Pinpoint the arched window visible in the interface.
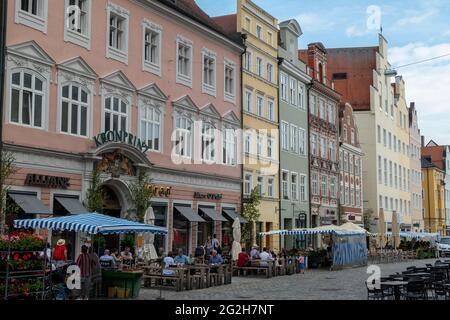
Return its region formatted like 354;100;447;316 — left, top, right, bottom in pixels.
61;83;89;136
10;70;45;128
140;105;161;152
174;116;192;158
104;96;128;132
201;122;215;162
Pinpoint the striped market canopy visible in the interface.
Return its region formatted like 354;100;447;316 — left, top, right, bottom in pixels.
258;227;366;237
14;212;168;235
369;231;440;239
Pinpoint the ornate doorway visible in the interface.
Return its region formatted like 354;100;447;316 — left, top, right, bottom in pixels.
101;185;122;251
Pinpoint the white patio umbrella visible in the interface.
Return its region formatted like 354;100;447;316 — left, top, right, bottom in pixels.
143;207;158;261
377;208;387;249
391;211;401;249
231;217;242;261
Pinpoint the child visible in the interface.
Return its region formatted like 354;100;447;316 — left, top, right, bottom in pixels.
298;255;306;274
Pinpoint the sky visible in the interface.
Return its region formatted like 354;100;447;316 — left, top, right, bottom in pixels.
196;0;450;145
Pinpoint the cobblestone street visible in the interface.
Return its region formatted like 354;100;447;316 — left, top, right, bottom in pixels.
138;259;436;300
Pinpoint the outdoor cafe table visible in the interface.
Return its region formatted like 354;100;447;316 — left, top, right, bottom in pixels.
381;281;408;300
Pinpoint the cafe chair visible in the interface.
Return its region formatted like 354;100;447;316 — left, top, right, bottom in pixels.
401;280;427;300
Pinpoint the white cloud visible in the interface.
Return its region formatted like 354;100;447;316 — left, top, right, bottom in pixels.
395;9;437;27
345;25;374;38
389;42;450;144
295;13;335;32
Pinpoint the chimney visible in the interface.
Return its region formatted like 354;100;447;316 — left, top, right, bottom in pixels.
421;135;425;147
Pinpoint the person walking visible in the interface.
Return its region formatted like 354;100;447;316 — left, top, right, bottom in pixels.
88;247;101;298
211;234;221;254
76;245;92;300
53;239;68;268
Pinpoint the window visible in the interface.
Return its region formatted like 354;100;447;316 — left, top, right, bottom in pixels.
355;158;360;176
256;25;262;39
385;197;388;210
399;165;402;190
244;132;251;153
107;4;129;64
408;170;410;192
394;164;398;189
393;135;397;152
65;0;91;48
312;172;319;195
257;176;264;196
281;122;289;151
104;96;128;132
379;195;383;209
16;0;48;32
388;132;392;149
341;181;345;204
350;188;355;206
267;177;274;198
290;125;298;153
60;84;89;137
256;95;264;117
256;134;263;157
377;125;381;144
378;156;382;184
202;50;216;95
311;133;318;156
329;141;336;162
403;167;406;191
390;198;393;211
356;190;360;207
174;116;192;158
298;83;305;110
142;21;162;75
280;73;288;101
291;173;298;201
223;129;236;166
345;186;350;205
224;60;236;102
282;171;289;200
9;70;45;128
244;173;252;195
176;37;193;86
328;104;335;124
244;51;252;71
321;175;328;197
344;153;348;172
350;129;355;145
267;64;273;83
384;158;388;186
343;126;347;143
310;95;317;116
267;99;274;121
300;175;307;202
267;32;273;46
383;129;387;147
389;161;393;187
320;137;327;159
299;128;306;156
349;155;354;174
330;176;337;198
319;99;326;120
267;137;273;159
244;90;252;112
256;57;263;77
290;78;297;106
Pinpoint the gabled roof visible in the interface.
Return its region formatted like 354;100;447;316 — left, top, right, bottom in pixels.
172;95;199;113
7;40;54;66
279;19;302;37
222;110;240;126
200;103;221;120
426;140;439;147
100;70;135;92
138;83;168;102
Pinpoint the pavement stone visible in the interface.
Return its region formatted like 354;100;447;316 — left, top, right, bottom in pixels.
137;259;438;300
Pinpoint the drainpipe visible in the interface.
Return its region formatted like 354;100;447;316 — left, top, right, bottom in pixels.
0;0;8;234
306;82;313;229
277;57;283;250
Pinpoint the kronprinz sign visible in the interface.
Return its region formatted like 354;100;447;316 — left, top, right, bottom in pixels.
94;130;150;153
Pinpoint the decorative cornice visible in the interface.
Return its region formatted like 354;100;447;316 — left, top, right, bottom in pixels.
108;1;130;17
142;18;163;31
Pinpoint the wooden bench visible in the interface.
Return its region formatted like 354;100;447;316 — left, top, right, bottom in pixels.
142;266;186;292
232;260;273;278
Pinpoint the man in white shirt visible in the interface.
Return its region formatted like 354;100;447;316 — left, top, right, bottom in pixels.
259;248;273;267
162;252;176;275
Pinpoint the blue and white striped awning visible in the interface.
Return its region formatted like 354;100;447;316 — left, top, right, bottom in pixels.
258;228;366;237
14;212;168;235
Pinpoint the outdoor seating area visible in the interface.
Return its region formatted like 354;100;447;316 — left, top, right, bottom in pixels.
366;260;450;300
367;249;418;264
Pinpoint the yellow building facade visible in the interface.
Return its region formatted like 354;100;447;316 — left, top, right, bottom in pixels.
238;0;280;250
422;157;446;234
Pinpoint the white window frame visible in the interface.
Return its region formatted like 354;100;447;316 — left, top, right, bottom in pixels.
244;16;251;32
267;98;274;121
321;175;328;198
298;83;305;110
244;172;253;196
256;24;263;39
330;176;337;198
290;124;298;154
267;31;273;46
256;57;263;77
281;121;289;151
267;137;274;159
244;89;252;113
280;72;288;101
282;170;290;200
267;177;274;198
102;94;130;132
267;63;273;83
300;174;307;202
291;172;299;201
174;115;193;159
139;103;163;153
257;175;265;196
58;82;91;138
289;78;297;106
224;58;236;103
311;133;318;156
299;128;307;157
223;128;236;166
256;94;264;117
106;2;129;65
142;19;163;76
176;35;193;87
201;48;217;97
64;0;91;49
201;122;216;163
8;69;47;130
244;50;252;72
312;172;319;196
15;0;48;33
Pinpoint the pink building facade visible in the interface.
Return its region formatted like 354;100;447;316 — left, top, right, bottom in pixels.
2;0;244;256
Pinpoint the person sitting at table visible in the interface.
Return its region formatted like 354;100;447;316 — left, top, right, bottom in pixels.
120;247;133;266
100;249;116;268
250;246;260;259
162;252;176;276
237;248;250;268
110;248;121;265
174;249;189;265
209;250;223;273
259;248;273;267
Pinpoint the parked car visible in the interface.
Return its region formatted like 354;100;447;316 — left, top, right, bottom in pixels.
436;237;450;257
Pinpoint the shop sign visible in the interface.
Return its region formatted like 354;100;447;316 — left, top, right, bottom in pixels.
146;184;172;197
194;192;223;200
93;130;150;153
25;174;71;189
